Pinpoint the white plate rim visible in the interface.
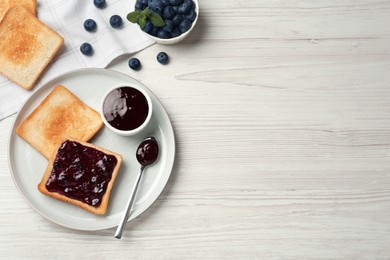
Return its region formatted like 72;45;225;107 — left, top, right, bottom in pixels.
7;68;175;231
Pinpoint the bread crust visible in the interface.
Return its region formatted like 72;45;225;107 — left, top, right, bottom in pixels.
16;85;104;159
0;4;63;90
37;139;123;215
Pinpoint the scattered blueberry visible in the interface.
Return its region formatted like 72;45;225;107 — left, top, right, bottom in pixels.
157;52;169;64
169;0;183;6
110;15;123;28
178;19;192;33
93;0;106;9
162;0;170;5
80;43;93;56
84;19;97;32
128;58;141;70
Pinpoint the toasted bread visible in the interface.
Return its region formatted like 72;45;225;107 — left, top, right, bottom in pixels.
0;0;37;21
16;85;104;159
38;139;123;215
0;5;63;90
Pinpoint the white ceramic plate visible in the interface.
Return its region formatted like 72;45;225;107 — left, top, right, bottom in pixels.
8;68;175;231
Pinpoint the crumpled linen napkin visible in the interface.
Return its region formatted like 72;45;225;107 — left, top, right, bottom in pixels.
0;0;154;120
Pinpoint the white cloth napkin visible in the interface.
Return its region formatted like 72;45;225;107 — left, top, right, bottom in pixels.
0;0;154;120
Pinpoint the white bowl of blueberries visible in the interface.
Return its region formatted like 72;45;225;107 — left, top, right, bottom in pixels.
129;0;199;44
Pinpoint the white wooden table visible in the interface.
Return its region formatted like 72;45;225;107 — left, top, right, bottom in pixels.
1;0;390;258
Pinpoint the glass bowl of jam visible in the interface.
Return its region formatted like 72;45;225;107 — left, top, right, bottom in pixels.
101;84;152;136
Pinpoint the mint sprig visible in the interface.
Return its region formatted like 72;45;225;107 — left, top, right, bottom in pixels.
127;7;165;29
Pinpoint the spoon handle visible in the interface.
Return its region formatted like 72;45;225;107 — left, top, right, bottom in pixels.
114;166;145;239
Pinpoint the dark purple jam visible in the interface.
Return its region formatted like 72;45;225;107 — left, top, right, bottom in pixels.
136;138;159;166
103;86;149;131
46;140;118;207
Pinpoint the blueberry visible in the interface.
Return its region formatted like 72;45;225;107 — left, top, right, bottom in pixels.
80;43;93;56
148;0;165;15
163;6;175;19
185;9;197;22
93;0;106;9
170;28;181;38
178;2;191;14
110;15;123;28
136;0;149;10
84;19;97;32
179;19;192;33
185;0;194;8
172;14;183;25
172;6;178;13
162;0;170;5
162;20;174;32
169;0;183;6
149;26;159;36
157;52;169;64
157;30;170;39
142;21;153;33
128;58;141;70
135;2;145;10
147;0;155;7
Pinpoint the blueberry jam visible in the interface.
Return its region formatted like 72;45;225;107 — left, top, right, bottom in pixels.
136;138;159;166
103;87;149;131
46;140;118;207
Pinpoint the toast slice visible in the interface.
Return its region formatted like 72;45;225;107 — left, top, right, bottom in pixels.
0;0;37;21
0;5;63;90
38;139;123;215
16;85;104;159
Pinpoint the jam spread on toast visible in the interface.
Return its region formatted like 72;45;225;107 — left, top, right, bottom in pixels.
46;140;118;207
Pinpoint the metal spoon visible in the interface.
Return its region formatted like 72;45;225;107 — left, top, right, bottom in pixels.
114;137;159;239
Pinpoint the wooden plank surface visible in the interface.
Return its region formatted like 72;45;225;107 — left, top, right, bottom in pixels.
1;0;390;258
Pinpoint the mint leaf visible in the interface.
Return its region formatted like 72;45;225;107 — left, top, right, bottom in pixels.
127;11;141;23
127;7;165;29
148;12;165;27
139;16;147;29
141;6;151;16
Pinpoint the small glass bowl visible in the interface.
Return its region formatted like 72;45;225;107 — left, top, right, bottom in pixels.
100;83;152;136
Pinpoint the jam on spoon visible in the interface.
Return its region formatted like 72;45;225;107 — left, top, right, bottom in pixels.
136;137;159;166
114;137;159;239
